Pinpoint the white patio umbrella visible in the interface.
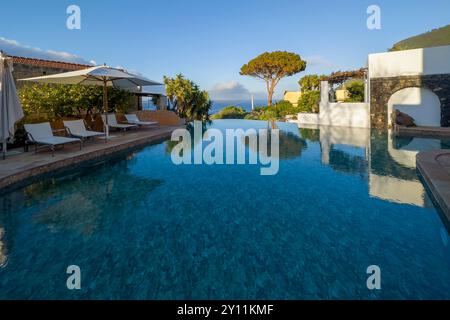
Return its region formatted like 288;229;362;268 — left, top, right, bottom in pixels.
19;65;162;137
0;52;24;160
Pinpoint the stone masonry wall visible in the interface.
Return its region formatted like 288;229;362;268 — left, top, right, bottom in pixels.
370;74;450;128
12;63;84;89
12;62;139;111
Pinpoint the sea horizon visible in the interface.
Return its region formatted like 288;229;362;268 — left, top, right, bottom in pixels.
142;98;277;114
210;99;280;114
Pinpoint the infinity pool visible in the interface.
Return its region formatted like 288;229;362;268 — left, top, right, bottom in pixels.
0;120;449;299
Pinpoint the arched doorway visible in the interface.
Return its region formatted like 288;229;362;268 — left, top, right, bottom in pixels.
369;74;450;128
387;87;441;127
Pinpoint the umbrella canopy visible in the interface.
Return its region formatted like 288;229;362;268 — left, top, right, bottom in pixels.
19;65;161;88
0;52;24;159
19;65;162;137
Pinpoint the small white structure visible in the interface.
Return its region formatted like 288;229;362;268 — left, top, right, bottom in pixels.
297;81;370;128
368;45;450;78
367;45;450;127
294;45;450;129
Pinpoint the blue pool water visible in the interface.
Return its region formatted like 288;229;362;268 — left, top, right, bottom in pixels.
0;120;450;299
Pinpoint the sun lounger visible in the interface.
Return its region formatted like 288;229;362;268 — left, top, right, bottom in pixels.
101;114;137;131
24;122;82;156
64;119;106;144
125;114;158;126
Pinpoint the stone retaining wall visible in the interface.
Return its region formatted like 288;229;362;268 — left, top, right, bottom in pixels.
370;74;450;128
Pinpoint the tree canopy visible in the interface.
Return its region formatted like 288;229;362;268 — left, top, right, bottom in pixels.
18;83;132;120
326;69;366;86
240;51;306;106
298;74;327;92
163;74;212;121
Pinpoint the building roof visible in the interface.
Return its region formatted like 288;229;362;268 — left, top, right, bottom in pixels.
11;55;91;71
10;55;166;96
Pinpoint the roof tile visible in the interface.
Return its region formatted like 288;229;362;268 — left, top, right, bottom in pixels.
11;55;91;71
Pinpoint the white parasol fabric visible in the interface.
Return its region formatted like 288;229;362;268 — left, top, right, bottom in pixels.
0;52;24;159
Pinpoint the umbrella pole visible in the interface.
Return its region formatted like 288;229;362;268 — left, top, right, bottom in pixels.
103;79;109;139
2;140;6;160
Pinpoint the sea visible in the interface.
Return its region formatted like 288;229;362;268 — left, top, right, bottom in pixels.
210;99;270;114
142;99;271;115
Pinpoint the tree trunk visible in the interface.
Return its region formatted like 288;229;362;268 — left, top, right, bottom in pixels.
267;90;273;106
266;78;279;107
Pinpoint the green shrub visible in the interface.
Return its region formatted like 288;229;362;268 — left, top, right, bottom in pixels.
211;106;248;119
297;90;320;113
244;101;297;120
271;100;297;117
299;127;320;142
18;83;133;120
164;74;212;121
344;80;365;102
298;74;326;91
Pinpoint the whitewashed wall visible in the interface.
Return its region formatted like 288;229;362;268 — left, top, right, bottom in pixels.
368;45;450;78
319;102;370;128
297;113;319;125
297;82;370;128
387;87;441;126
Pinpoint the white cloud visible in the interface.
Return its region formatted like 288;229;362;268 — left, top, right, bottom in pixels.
0;36;94;65
209;81;251;100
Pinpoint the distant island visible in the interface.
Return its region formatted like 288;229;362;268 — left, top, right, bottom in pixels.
390;24;450;51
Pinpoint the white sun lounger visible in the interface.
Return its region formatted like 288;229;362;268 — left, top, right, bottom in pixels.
24;122;82;156
64;119;106;144
125;114;158;126
102;114;137;131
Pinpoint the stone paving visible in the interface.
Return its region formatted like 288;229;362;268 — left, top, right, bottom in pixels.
417;149;450;222
0;125;181;190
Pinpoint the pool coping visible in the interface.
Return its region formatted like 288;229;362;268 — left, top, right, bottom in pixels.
0;125;182;192
395;125;450;138
416;149;450;222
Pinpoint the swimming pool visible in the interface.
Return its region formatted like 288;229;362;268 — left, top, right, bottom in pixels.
0;120;449;299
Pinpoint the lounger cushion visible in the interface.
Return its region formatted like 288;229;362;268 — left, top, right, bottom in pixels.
110;124;137;129
32;136;80;146
24;123;54;140
102;114;137;129
64;120;105;138
71;131;105;138
129;120;158;126
102;114;119;125
125;114;157;126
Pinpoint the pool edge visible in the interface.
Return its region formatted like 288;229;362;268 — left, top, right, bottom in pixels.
416;149;450;224
0;126;181;193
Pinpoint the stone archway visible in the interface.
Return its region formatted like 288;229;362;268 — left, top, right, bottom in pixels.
387;87;441;127
370;74;450;128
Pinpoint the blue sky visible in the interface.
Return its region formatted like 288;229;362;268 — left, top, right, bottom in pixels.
1;0;449;100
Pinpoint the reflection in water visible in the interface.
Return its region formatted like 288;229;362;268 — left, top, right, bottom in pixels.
0;120;450;299
0;227;6;267
278;132;307;159
0;191;25;268
297;124;449;209
165;121;308;161
369;174;427;207
244;131;307;160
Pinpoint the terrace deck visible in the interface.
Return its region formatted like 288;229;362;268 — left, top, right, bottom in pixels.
417;149;450;224
0;125;182;191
